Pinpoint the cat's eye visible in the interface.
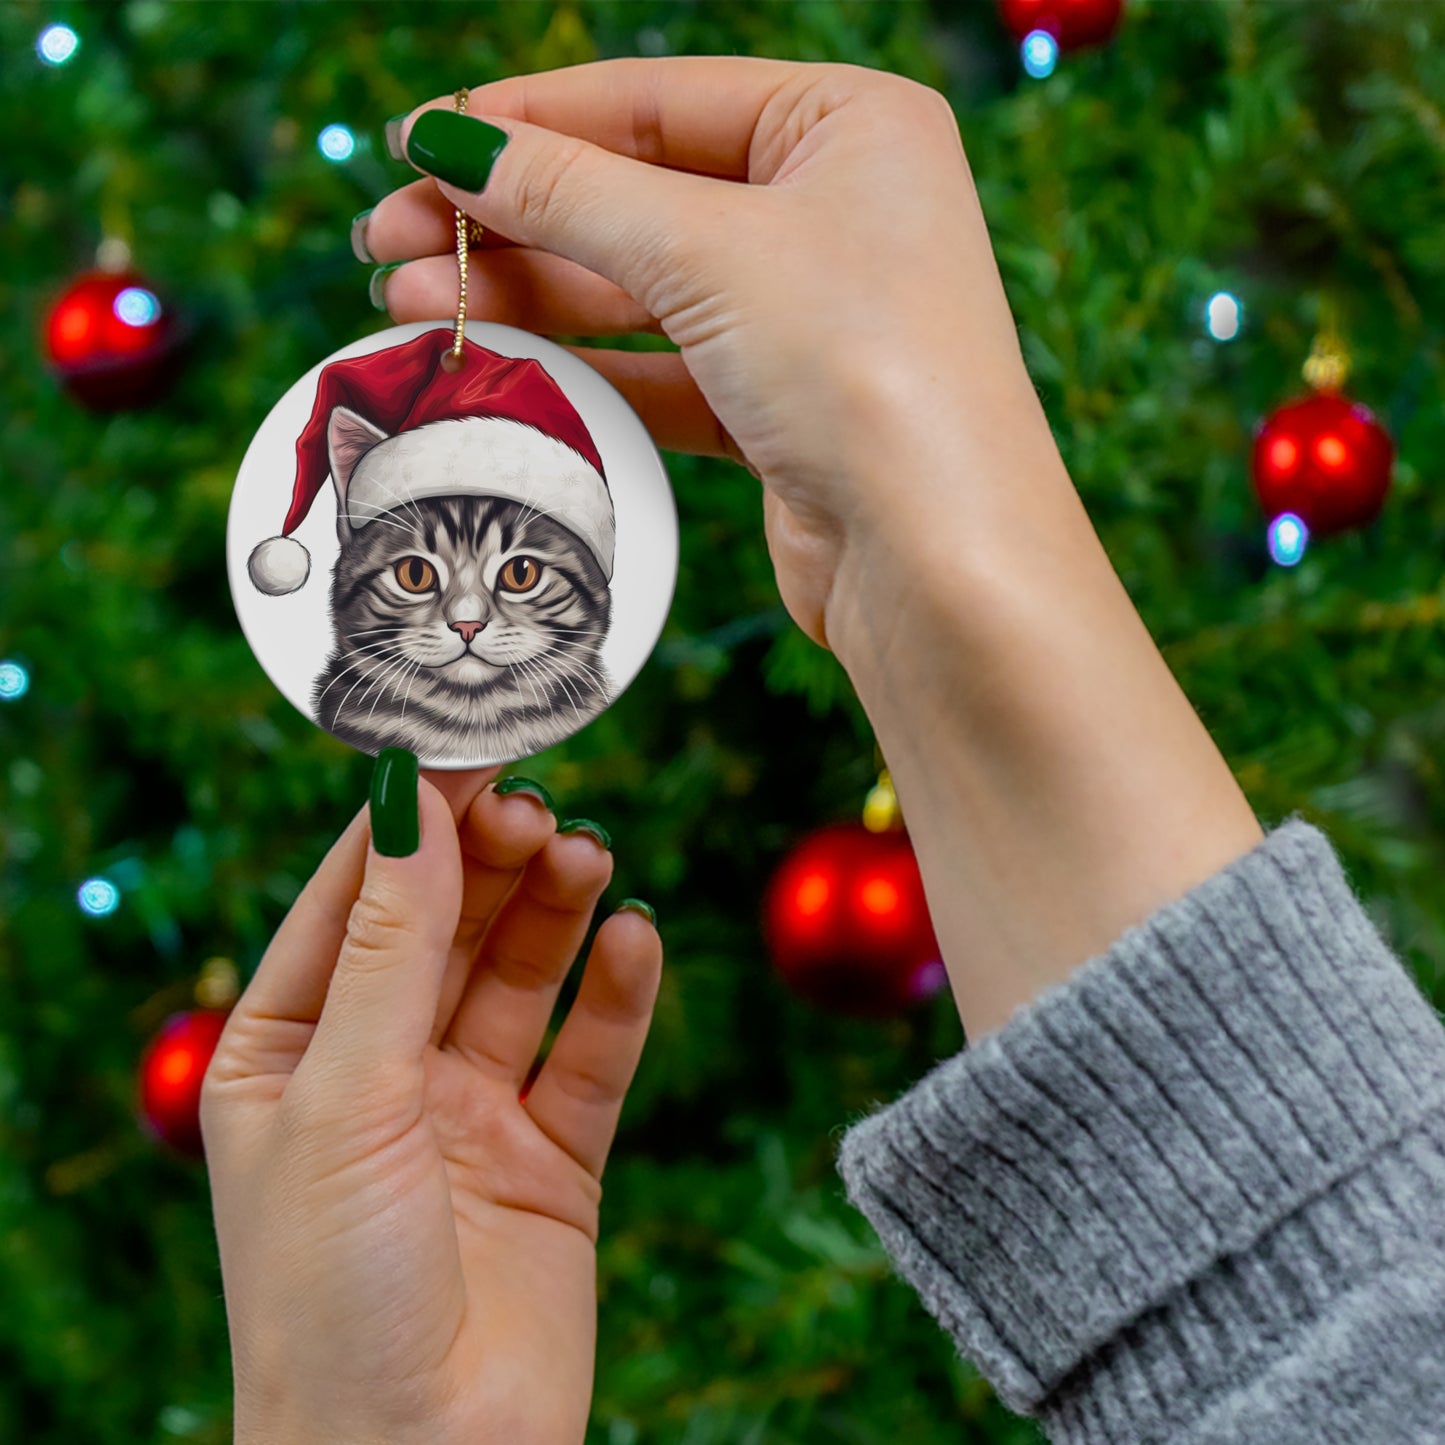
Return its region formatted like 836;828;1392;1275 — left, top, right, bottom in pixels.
394;556;437;593
498;556;541;594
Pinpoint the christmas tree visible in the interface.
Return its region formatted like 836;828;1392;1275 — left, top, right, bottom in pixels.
3;3;1443;1442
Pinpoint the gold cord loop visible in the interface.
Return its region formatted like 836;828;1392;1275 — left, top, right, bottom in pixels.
441;87;478;372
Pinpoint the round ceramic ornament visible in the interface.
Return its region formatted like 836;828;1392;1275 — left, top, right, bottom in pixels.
227;319;677;768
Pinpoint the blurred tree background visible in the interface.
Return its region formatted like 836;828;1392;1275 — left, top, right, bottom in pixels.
2;1;1444;1442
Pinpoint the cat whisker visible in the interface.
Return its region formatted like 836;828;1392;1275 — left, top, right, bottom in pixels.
533;654;587;722
341;641;413;664
539;643;612;695
319;647;408;712
332;650;406;719
398;658;423;727
508;481;548;536
360;475;429;533
516;654;571;721
344;508;421;538
509;494;574;543
506;659;547;717
360;652;416;724
312;647;405;708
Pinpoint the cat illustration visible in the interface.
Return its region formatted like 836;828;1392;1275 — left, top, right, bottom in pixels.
244;332;619;764
313;489;612;761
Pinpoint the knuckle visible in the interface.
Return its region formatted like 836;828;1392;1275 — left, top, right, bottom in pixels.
487;940;560;992
892;74;959;130
341;893;412;968
512;135;590;232
551;1058;619;1110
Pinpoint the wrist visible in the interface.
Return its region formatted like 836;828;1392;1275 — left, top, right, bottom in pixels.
824;372;1078;676
823;413;1262;1039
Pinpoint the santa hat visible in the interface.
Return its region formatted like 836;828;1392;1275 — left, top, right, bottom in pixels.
247;330;614;595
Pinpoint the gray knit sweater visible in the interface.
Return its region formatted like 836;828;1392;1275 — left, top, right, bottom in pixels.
835;818;1445;1443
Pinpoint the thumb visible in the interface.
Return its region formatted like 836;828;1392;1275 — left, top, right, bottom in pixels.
303;751;463;1089
398;106;740;314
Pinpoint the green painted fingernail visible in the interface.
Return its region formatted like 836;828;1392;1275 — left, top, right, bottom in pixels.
370;748;419;857
494;775;555;812
350;208;375;264
559;818;612;851
617;898;656;926
384;113;408;161
405;110;510;192
368;261;403;311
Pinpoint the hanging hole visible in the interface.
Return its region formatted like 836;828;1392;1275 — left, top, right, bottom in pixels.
440;349;466;374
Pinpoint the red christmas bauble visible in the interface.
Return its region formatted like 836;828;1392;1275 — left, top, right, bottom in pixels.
998;0;1124;49
137;1009;230;1157
44;270;182;410
763;822;945;1017
1251;391;1394;537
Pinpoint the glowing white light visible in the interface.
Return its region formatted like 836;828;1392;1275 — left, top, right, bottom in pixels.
114;287;161;327
0;660;29;701
38;24;79;66
318;124;356;162
78;878;121;917
1206;291;1243;342
1022;30;1059;79
1267;512;1309;567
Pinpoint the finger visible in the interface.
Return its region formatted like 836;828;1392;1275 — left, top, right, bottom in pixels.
301;778;464;1085
420;56;808;180
440;828;614;1084
361;177;522;262
399;107;751;307
209;804;371;1074
420;765;504;825
558;346;744;463
523;908;663;1180
379;248;662;336
429;782;558;1049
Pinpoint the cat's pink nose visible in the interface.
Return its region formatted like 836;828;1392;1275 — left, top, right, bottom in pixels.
450;620;486;643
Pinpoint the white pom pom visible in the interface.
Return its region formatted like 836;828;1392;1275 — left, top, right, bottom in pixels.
248;536;310;595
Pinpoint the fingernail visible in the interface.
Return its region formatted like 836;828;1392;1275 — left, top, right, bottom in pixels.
617;898;656;926
558;818;612;851
405;110;510;192
494;775;555;812
368;261;403;311
370;748;419;857
384;113;409;162
350;208;375;264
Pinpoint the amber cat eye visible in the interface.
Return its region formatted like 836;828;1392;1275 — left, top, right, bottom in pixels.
394;556;437;593
498;556;541;593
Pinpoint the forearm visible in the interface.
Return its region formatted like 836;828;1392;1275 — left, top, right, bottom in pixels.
826;380;1262;1040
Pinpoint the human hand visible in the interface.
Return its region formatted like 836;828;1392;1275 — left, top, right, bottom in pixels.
360;59;1260;1046
201;760;662;1445
360;57;1059;658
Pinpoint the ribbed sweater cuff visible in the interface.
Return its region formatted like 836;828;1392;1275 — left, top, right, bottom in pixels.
835;818;1445;1431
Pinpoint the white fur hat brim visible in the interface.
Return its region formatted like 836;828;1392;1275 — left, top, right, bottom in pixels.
345;417;615;580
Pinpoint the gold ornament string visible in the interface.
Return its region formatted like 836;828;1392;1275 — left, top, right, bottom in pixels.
441;87;481;372
1302;293;1350;393
863;767;902;833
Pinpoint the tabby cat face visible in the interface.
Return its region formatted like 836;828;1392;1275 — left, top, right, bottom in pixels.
331;494;611;690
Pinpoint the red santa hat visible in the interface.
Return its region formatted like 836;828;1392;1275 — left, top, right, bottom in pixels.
247;330;614;595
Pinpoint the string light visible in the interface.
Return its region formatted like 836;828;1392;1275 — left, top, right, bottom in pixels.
1022;30;1060;78
317;124;356;162
1205;291;1242;341
113;287;162;328
37;24;79;66
1267;512;1309;568
0;660;29;701
77;878;121;917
